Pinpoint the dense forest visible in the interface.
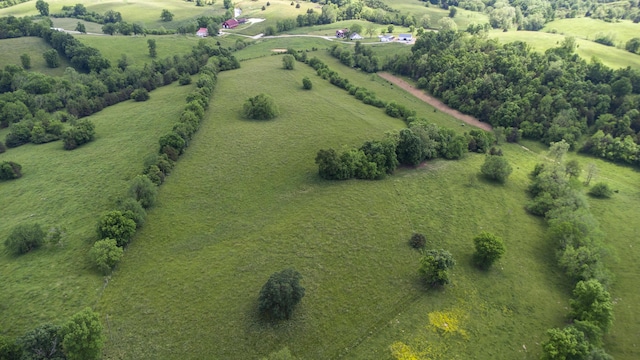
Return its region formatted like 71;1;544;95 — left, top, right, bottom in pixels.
386;30;640;165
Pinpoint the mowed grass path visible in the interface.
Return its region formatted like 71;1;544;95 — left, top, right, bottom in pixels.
96;55;569;359
490;30;640;69
0;82;193;337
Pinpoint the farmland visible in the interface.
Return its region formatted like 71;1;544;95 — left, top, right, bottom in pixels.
1;0;640;359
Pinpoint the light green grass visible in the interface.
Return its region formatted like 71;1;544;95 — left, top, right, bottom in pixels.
392;2;490;30
50;17;104;33
95;54;571;359
0;37;71;76
0;0;224;29
543;17;640;48
0;82;194;338
489;30;640;69
77;34;215;68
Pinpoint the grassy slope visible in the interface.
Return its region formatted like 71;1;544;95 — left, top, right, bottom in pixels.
543;17;640;47
0;0;224;29
0;82;193;337
0;37;71;76
231;0;318;36
490;30;640;70
96;54;570;359
392;2;490;30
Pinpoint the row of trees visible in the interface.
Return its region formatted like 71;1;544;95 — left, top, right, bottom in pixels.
0;307;104;360
329;42;382;74
386;30;640;166
524;141;615;358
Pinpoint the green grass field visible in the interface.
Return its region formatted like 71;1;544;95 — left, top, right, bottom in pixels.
543;17;640;48
392;2;490;30
0;82;194;338
0;37;71;76
489;30;640;69
94;54;574;359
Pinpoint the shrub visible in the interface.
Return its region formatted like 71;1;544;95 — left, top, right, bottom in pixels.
159;132;186;155
258;269;305;320
588;182;613;198
282;54;295;70
97;211;136;247
0;161;22;180
481;155;512;183
116;197;147;228
62;119;95;150
43;49;60;68
409;233;426;249
541;326;590;360
569;279;614;333
131;88;150;102
90;239;124;274
4;223;46;255
302;77;312;90
472;232;505;269
178;74;192;85
243;93;279;120
0;141;5;153
0;335;21;360
419;249;456;287
128;175;158;209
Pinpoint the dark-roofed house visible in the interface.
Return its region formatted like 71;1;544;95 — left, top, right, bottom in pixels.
222;19;239;29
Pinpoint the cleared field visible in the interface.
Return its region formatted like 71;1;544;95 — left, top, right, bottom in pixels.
543;17;640;47
0;0;224;29
0;82;194;338
95;54;571;359
231;0;319;36
0;37;71;76
490;30;640;69
392;2;490;30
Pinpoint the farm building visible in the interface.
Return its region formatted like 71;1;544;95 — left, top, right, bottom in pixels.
196;28;208;37
350;33;363;40
222;19;239;29
399;33;413;41
379;35;394;42
335;28;349;38
237;18;247;24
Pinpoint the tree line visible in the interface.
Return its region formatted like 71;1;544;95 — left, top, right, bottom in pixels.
386;30;640;166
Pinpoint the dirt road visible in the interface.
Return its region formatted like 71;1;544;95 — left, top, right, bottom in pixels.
377;72;493;132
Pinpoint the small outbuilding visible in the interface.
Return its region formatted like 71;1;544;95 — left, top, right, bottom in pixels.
350;32;363;40
222;19;239;29
196;28;208;37
379;35;395;42
335;28;349;38
399;33;413;42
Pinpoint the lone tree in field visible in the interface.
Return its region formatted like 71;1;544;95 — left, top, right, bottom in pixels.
282;54;295;70
75;22;86;34
20;53;31;69
61;308;104;360
472;232;505;269
258;269;305;320
302;77;312;90
5;223;46;255
243;93;279;120
35;0;49;16
43;49;60;68
481;155;512;183
160;9;174;22
419;249;456;287
147;39;157;58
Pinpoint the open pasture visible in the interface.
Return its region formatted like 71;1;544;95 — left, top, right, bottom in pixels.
490;30;640;69
0;36;71;76
0;82;193;337
392;1;490;30
95;54;574;359
543;17;640;47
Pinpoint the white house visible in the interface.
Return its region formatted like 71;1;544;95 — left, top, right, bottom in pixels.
399;33;412;42
379;35;394;42
350;32;363;40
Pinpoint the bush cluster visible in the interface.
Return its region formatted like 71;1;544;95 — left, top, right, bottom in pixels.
329;42;381;73
258;269;305;320
0;160;22;180
62;118;96;150
419;249;456;287
4;223;46;255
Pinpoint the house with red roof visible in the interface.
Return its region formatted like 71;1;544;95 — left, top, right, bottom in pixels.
196;28;208;37
222;19;239;29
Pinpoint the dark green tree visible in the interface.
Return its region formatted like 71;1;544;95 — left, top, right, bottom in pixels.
101;23;117;36
20;54;31;69
541;326;590;360
396;128;424;166
131;88;150;101
0;335;21;360
302;77;312;90
42;49;60;68
565;159;581;178
243;93;279;120
160;9;174;22
61;308;104;360
588;182;613;198
473;232;506;269
17;323;64;360
409;233;426;249
128;175;158;209
480;155;513;183
419;249;456;287
147;39;157;58
97;211;136;247
75;22;86;34
625;38;640;54
0;161;22;181
62;119;95;150
35;0;49;16
4;223;46;255
258;269;305;320
448;7;457;18
224;0;233;9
